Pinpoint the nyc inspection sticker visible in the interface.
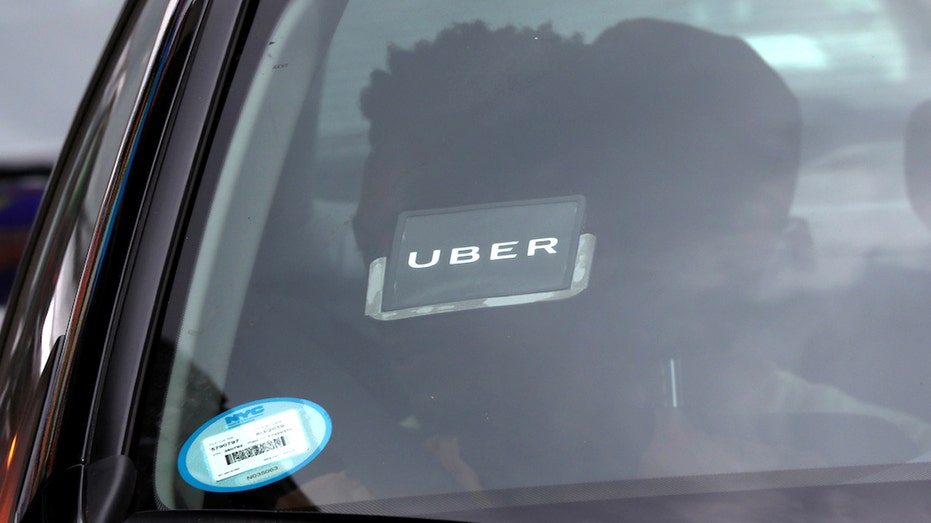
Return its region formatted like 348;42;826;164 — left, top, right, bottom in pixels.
178;398;332;492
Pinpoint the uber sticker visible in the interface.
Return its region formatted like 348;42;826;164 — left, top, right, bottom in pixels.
366;196;595;320
178;398;331;492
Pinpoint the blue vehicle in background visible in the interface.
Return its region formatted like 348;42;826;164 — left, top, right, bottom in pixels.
0;171;43;303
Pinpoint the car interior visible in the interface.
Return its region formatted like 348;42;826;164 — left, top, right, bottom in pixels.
134;0;931;515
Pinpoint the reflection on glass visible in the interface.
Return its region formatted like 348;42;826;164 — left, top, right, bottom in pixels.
143;1;931;517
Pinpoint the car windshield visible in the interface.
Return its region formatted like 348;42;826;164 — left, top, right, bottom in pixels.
134;0;931;518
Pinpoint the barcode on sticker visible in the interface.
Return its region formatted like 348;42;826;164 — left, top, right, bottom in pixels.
225;436;287;465
202;409;311;481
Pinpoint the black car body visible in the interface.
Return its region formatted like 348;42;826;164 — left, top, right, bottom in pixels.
4;1;931;521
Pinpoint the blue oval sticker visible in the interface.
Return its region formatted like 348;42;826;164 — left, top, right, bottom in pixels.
178;398;332;492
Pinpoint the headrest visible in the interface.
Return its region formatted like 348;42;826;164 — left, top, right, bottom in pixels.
905;100;931;231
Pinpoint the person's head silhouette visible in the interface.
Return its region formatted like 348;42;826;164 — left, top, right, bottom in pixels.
355;19;800;304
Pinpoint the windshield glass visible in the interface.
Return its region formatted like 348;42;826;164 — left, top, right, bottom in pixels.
134;0;931;518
